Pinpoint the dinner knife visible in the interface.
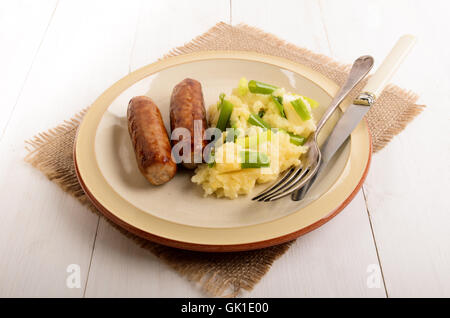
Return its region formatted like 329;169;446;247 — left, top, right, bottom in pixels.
292;34;417;201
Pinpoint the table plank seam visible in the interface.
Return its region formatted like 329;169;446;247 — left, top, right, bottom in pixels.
362;186;389;297
128;0;142;74
83;215;101;297
84;3;142;294
229;0;233;24
317;0;334;56
318;1;386;296
0;0;59;143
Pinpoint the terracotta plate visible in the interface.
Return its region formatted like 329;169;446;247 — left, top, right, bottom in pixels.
74;51;371;252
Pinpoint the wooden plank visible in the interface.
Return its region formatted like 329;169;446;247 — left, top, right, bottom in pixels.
0;0;141;297
0;0;58;137
320;0;450;297
129;0;231;72
84;0;230;297
85;218;205;297
250;192;385;297
232;0;331;55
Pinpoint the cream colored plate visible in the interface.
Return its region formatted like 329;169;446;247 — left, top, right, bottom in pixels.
74;51;371;252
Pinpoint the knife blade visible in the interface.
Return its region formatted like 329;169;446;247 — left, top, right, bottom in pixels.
291;34;416;201
291;98;372;201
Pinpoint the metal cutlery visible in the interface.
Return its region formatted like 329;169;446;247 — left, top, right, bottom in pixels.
292;34;417;201
252;55;374;201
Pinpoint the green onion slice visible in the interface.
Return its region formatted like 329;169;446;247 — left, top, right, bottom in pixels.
271;95;286;118
247;113;271;129
216;98;234;131
248;80;278;95
290;98;312;121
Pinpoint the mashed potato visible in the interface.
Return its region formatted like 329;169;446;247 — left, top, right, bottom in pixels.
192;78;317;199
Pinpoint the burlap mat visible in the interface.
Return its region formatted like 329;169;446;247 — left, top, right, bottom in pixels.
24;22;424;297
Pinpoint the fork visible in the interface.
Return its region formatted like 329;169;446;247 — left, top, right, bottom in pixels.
252;55;374;202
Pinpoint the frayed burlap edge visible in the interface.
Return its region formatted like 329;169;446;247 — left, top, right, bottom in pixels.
24;22;425;297
368;84;425;152
164;22;352;73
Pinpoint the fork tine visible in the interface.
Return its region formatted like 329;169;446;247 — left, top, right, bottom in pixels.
251;166;298;201
259;166;310;201
255;167;304;201
264;165;319;201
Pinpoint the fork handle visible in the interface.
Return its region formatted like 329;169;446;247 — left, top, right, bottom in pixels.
315;55;374;134
362;35;416;99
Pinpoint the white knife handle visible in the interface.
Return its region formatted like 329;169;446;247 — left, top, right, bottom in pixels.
363;35;416;99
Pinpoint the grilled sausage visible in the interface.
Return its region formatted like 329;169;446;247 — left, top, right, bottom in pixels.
170;78;207;169
127;96;176;185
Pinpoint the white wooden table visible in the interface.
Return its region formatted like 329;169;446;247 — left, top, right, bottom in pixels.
1;0;449;298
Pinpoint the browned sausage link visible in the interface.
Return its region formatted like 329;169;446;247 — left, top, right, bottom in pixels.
127;96;176;185
170;78;207;169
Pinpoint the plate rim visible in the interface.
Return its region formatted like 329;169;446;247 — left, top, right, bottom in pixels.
74;50;372;252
